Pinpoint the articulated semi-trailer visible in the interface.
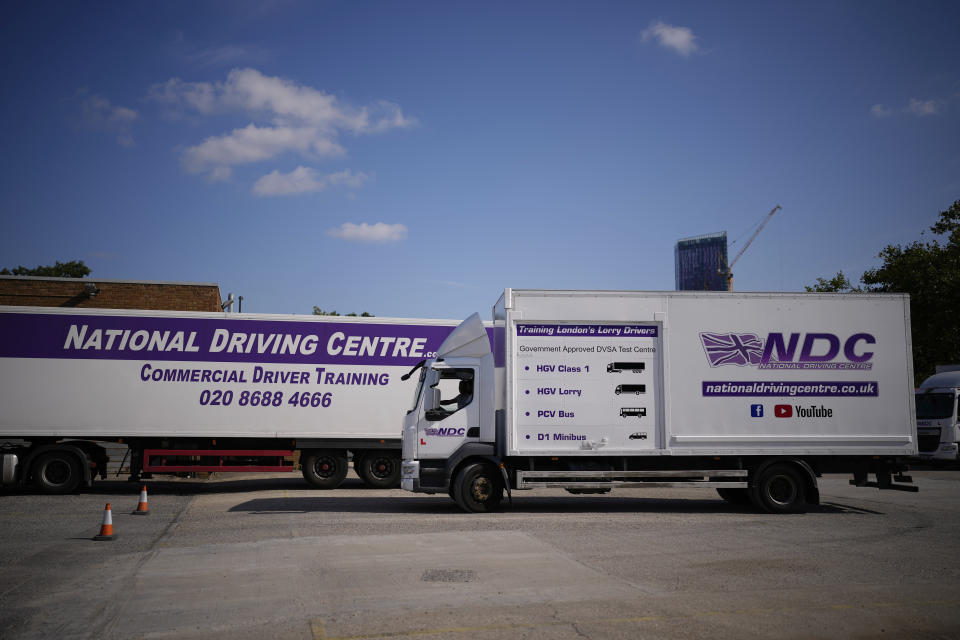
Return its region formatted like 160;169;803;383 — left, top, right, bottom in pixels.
401;289;919;513
0;306;468;492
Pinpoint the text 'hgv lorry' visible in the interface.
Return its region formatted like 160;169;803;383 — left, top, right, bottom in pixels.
915;365;960;461
401;290;919;513
0;306;470;492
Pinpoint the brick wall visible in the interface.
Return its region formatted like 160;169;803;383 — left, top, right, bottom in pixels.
0;277;223;312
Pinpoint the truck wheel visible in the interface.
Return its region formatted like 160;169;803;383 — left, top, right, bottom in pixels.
453;463;503;513
716;488;751;505
749;464;806;514
33;451;81;493
356;451;401;488
301;451;348;489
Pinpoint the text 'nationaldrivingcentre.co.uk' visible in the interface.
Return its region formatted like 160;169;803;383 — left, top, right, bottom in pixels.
702;381;878;397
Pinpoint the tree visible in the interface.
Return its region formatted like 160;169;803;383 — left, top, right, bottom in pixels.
809;200;960;383
860;200;960;384
1;260;91;278
312;306;373;317
804;270;861;293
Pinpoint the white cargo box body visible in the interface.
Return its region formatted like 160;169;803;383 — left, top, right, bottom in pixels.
0;307;463;440
499;290;916;457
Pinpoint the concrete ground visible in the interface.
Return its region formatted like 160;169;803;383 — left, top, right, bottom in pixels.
1;467;959;639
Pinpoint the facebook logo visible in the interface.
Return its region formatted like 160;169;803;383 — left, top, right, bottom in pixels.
750;404;764;418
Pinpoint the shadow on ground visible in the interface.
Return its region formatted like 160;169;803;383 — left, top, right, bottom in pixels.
222;494;882;516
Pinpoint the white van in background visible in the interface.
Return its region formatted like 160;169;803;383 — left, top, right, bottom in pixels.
916;365;960;461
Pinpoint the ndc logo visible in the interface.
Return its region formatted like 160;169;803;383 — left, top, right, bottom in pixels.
424;427;466;437
774;404;793;418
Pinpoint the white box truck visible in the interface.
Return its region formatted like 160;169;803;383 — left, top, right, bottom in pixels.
915;365;960;461
401;290;919;513
0;306;472;492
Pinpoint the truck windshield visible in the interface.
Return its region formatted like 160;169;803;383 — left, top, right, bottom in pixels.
408;368;427;414
915;393;956;420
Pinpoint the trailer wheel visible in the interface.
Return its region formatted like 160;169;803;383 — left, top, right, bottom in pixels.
33;451;82;493
453;462;503;513
301;451;348;489
750;464;806;514
716;488;751;505
356;451;401;488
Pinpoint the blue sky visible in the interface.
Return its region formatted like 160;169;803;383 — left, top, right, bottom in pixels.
1;1;957;319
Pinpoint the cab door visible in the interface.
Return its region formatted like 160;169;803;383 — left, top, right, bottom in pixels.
417;366;480;459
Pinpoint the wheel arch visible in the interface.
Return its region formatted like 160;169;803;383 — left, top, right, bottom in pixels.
749;457;820;505
443;443;499;489
25;443;95;490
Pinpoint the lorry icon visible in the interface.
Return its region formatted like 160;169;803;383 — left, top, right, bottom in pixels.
620;407;647;418
607;362;645;373
615;384;645;395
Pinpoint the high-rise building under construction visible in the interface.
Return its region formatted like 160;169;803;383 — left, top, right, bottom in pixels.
675;232;728;291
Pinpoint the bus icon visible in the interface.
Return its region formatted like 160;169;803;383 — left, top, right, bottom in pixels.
620;407;646;418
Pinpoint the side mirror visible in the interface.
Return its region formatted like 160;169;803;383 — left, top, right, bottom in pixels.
426;387;440;410
424;388;446;421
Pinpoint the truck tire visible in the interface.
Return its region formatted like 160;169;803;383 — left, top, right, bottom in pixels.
716;488;751;505
301;451;348;489
33;450;82;493
453;462;502;513
749;464;807;514
355;451;401;489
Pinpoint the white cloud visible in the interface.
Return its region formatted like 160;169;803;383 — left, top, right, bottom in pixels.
905;98;942;116
148;78;217;113
325;222;408;243
209;166;232;182
149;68;416;179
871;98;945;120
641;21;699;57
79;91;139;146
252;167;369;196
181;123;342;175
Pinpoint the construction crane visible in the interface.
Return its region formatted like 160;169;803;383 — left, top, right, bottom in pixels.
719;204;782;291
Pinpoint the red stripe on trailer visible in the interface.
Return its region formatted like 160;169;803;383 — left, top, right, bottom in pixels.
142;449;295;473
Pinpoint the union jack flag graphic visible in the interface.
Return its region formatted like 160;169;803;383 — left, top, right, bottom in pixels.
700;332;765;367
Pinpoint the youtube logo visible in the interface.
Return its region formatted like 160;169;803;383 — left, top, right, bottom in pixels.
774;404;793;418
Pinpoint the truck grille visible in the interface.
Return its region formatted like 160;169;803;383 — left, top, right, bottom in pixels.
918;431;941;453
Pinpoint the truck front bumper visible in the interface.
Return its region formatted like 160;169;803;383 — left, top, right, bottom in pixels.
401;459;421;492
919;442;959;461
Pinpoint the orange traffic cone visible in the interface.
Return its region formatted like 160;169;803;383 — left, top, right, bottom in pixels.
93;503;115;541
132;485;149;515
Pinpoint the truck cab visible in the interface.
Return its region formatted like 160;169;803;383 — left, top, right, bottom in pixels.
915;367;960;461
401;313;497;497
